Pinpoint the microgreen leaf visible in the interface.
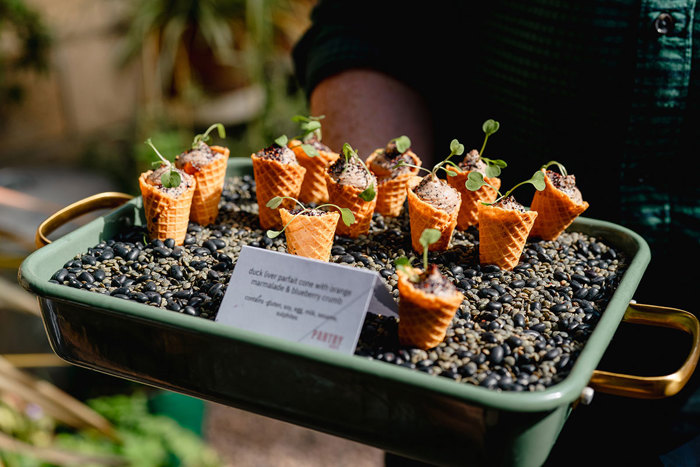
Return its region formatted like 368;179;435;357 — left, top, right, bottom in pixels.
192;123;225;148
482;119;500;136
339;208;356;226
419;228;441;248
450;139;465;156
359;183;376;202
531;169;546;191
160;170;181;189
342;142;356;161
419;228;441;270
301;120;322;133
479;119;500;158
394;256;418;281
482;158;507;178
430;138;464;177
301;143;319;158
266;196;284;209
274;135;288;147
266;230;282;239
541;160;568;177
145;138;181;189
392;135;411;153
465;171;486;191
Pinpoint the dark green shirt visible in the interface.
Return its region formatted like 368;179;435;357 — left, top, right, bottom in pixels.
294;0;699;309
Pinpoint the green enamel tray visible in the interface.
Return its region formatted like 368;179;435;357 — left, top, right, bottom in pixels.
18;158;699;466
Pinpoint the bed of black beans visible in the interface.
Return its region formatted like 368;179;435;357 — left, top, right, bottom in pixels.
50;174;627;392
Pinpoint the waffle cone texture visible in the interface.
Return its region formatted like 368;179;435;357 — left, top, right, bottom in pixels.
397;268;464;350
406;188;460;253
139;171;196;246
366;149;422;217
176;145;230;226
324;173;376;238
477;203;537;270
446;168;501;229
252;154;306;229
289;139;339;204
529;170;589;241
279;208;340;262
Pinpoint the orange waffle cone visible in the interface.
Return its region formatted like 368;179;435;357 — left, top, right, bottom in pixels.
366;149;422;217
477;203;537;270
406;188;460;252
252;154;306;229
397;268;464;349
324;173;376;238
529;170;589;241
289;139;339;204
139;171;195;246
177;145;230;226
279;208;340;261
446;168;501;229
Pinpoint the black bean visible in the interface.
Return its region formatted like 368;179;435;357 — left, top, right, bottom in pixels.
380;269;393;278
486;301;502;312
544;348;561;360
478;288;499;300
339;254;355;263
513;313;525;328
77;271;94;284
170;265;184;280
52;268;69;282
506;336;522;348
93;269;106;282
331;246;346;256
510;279;525;289
164;238;176;249
530;323;546;333
154;247;171;257
124;249;139;261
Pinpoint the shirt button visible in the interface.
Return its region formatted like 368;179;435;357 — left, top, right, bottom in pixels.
653;12;675;35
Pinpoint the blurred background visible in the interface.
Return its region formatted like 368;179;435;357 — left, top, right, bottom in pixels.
0;0;384;465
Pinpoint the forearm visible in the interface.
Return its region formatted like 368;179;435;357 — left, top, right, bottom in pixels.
310;69;434;164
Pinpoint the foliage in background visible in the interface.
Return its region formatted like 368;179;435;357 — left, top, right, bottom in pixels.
0;391;221;467
85;0;313;193
0;0;52;123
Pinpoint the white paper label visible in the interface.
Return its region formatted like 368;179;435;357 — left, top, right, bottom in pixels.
216;246;397;354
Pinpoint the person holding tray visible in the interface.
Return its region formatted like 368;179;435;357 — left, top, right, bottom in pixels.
292;1;700;465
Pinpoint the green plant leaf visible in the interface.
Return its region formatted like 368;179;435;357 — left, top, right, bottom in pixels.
301;144;319;158
419;228;441;248
301;121;321;133
266;196;283;209
482;119;500;136
274;135;288;147
161;169;181;188
393;135;411;153
266;230;282;239
465;171;486;191
359;183;376;201
394;256;412;268
450;139;465;156
342;142;355;160
339;208;356;226
531;170;546;191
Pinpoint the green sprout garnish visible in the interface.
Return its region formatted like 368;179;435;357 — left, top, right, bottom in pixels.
341;143;377;202
145;138;181;188
265;195;356;238
274;134;289;147
540;160;568;177
480;119;500;157
394;228;441;282
192;123;226;149
466;170;545;205
393;138;464;179
391;135;411;154
291;115;325;158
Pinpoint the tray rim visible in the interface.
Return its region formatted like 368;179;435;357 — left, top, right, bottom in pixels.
18;157;652;414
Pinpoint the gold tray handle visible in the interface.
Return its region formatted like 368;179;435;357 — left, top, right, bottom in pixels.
589;302;700;399
35;192;134;249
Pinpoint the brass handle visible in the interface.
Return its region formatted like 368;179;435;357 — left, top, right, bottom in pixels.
35;192;134;249
589;302;700;399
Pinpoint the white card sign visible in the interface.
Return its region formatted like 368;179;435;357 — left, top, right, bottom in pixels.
216;246;397;354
